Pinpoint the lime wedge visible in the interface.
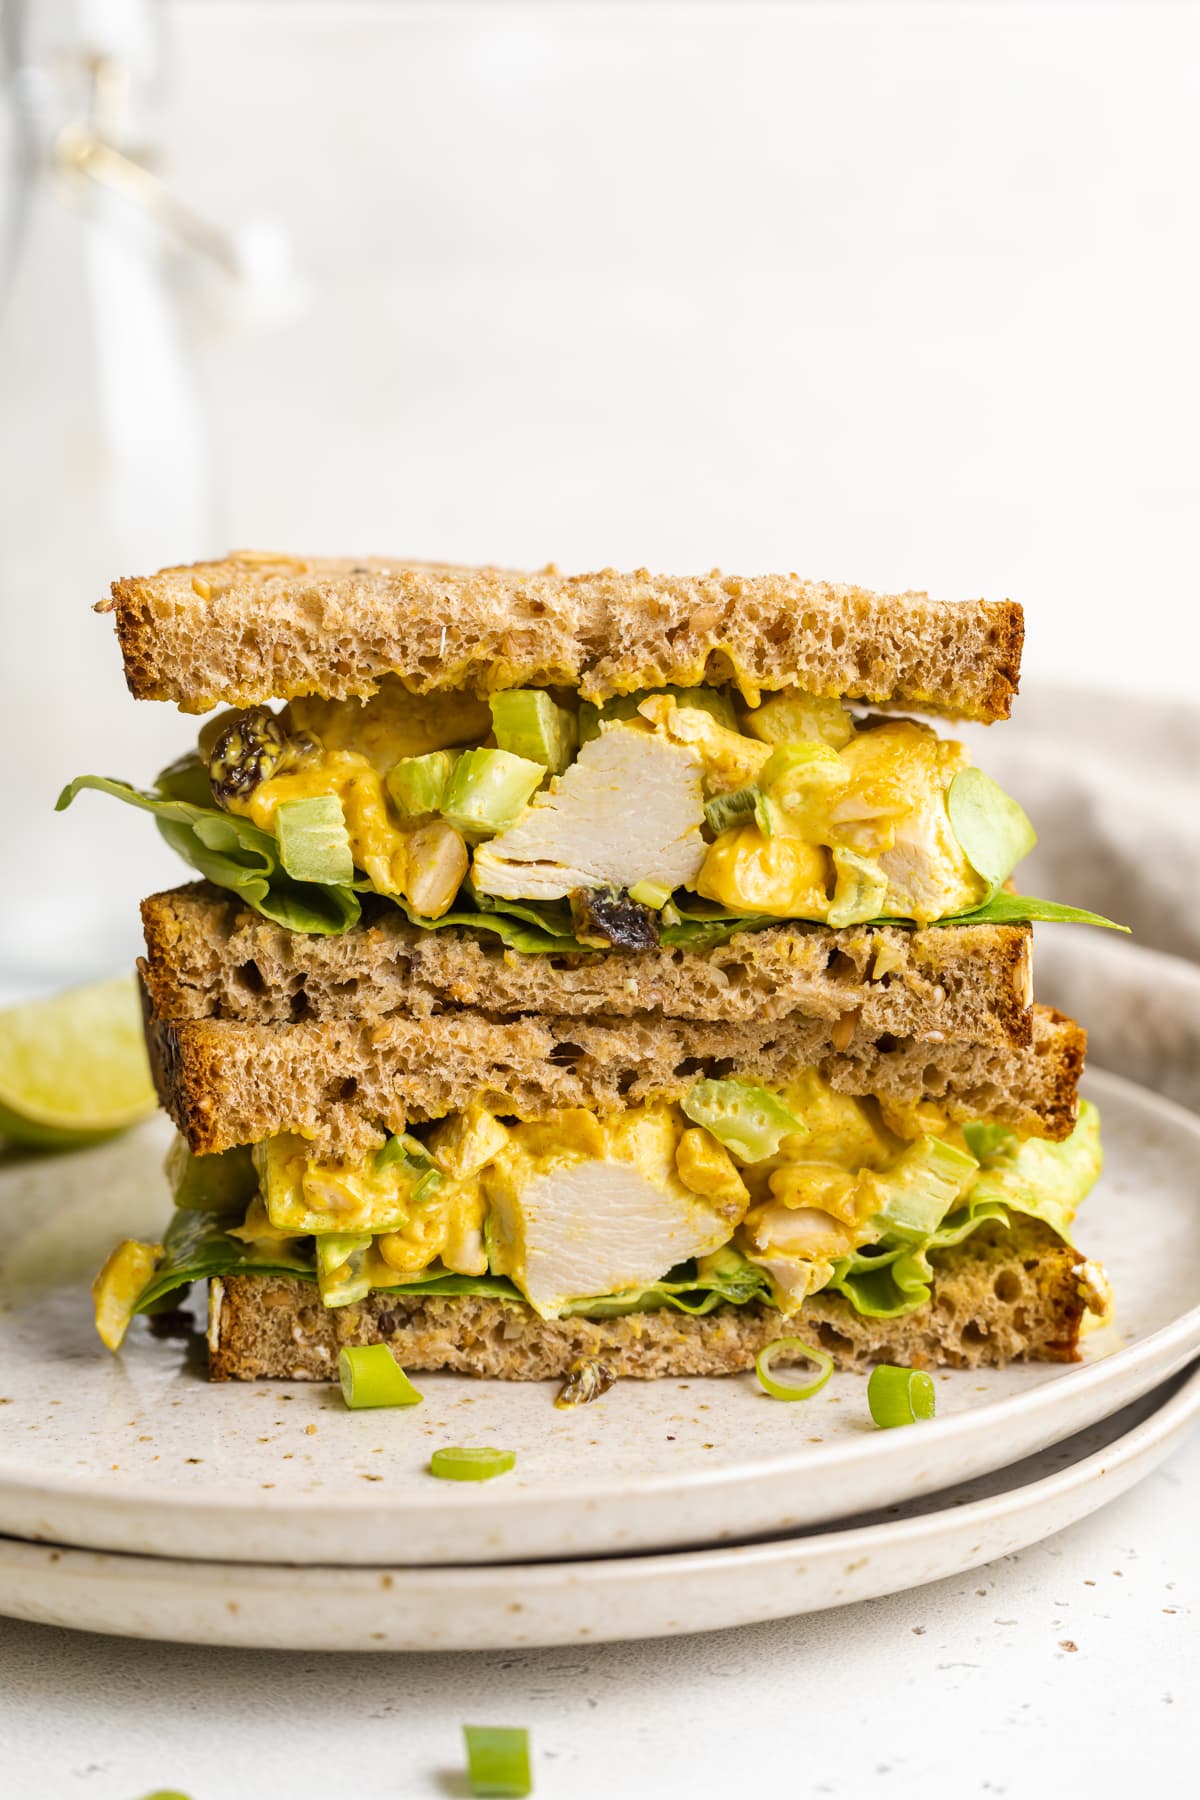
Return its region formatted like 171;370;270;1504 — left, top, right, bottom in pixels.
0;975;157;1149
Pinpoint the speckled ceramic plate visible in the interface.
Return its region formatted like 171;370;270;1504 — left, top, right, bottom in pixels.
1;1362;1195;1650
0;1069;1197;1566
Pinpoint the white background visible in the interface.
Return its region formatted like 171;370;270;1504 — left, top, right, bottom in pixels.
170;0;1199;694
164;0;1194;698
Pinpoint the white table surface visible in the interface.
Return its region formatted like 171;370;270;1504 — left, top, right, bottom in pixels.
1;1426;1194;1800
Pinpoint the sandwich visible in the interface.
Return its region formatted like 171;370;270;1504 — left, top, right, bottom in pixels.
70;556;1118;1386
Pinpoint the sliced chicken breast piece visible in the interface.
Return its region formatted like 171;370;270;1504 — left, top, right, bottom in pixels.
877;795;983;922
489;1159;736;1317
471;723;706;901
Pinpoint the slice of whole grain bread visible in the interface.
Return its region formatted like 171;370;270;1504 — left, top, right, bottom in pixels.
143;997;1084;1159
104;555;1023;720
139;883;1034;1043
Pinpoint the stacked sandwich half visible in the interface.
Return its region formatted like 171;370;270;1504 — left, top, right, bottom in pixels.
71;558;1118;1384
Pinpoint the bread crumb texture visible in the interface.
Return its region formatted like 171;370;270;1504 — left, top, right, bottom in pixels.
140;883;1034;1043
144;997;1083;1160
109;556;1023;721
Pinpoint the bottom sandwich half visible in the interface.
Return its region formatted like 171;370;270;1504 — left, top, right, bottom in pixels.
94;1018;1111;1380
208;1217;1090;1382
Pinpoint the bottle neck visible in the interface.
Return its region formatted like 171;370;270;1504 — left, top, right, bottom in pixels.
4;0;166;158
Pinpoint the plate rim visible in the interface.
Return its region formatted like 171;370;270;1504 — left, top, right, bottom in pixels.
2;1361;1196;1626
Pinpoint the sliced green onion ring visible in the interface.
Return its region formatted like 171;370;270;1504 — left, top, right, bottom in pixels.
337;1344;424;1410
463;1724;532;1797
431;1445;516;1482
868;1363;937;1428
754;1336;834;1401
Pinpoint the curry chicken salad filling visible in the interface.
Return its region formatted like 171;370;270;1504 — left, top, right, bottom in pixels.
93;1072;1109;1353
61;680;1119;950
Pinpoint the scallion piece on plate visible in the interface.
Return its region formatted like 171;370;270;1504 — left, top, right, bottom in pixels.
463;1725;532;1797
754;1337;834;1401
868;1363;937;1428
337;1344;423;1410
430;1446;516;1482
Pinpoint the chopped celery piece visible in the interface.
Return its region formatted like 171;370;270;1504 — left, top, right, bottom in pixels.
275;794;355;884
338;1343;424;1408
868;1136;978;1239
489;690;578;774
386;749;459;821
704;786;759;836
743;692;854;749
463;1725;532;1798
760;741;848;816
868;1363;936;1427
442;748;545;836
962;1121;1019;1164
164;1137;258;1212
947;767;1037;900
430;1446;516;1482
376;1132;444;1201
628;879;673;909
755;1337;834;1401
827;847;889;928
681;1078;808;1163
317;1232;373;1306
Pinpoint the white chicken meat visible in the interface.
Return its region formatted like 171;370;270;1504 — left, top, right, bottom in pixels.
471;722;707;900
488;1159;737;1318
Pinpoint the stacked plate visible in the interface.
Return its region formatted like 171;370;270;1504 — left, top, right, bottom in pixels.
1;1068;1198;1653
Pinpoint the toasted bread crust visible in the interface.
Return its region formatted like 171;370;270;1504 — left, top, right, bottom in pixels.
143;996;1084;1159
139;883;1034;1043
206;1219;1084;1380
107;555;1023;721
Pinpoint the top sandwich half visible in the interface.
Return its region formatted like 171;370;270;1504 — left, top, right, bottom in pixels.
61;556;1120;951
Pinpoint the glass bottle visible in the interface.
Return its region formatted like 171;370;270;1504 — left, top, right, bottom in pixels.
0;0;213;996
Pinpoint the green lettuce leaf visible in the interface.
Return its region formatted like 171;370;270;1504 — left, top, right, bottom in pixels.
946;767;1037;900
561;1250;776;1319
56;766;1125;943
826;1103;1102;1318
132;1208;313;1314
392;889;583;955
946;892;1129;931
57;772;361;935
825;1202;1011;1318
965;1099;1101;1243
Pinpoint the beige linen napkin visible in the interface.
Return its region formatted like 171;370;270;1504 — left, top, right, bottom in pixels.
961;685;1200;1110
